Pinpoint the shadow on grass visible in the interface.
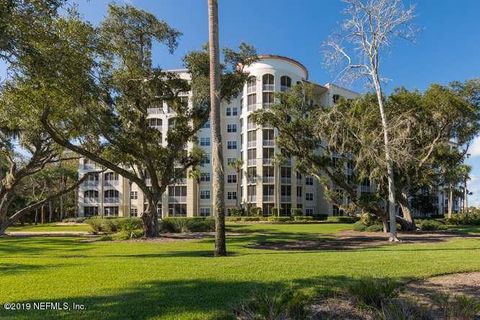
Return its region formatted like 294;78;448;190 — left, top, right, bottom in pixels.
0;236;93;256
0;275;415;320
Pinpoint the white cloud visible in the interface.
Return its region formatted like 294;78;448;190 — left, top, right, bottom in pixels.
469;136;480;158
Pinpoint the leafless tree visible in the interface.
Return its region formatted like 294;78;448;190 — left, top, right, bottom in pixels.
324;0;417;241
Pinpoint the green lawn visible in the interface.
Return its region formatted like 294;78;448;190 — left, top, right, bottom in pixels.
1;223;479;319
7;223;91;233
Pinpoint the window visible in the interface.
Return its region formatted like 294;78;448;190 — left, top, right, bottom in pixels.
84;190;98;199
84;206;98;217
104;190;119;198
104;172;119;181
305;177;314;185
130;208;138;217
306;193;314;201
227;158;236;165
262;74;274;91
200;137;210;146
200;172;210;182
297;186;302;197
202;121;210;129
227;192;237;200
280;76;292;91
333;94;341;104
262;92;274;107
130;191;138;200
168;203;187;217
226;107;232;116
247;76;256;93
201;155;210;165
200;207;211;216
247;94;256;111
227;124;237;133
232;107;238;116
227;174;237;183
200;190;211;199
148;118;162;128
227;141;237;149
104;206;119;217
305;208;314;216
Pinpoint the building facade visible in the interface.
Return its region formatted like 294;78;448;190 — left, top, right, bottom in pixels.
77;55;360;218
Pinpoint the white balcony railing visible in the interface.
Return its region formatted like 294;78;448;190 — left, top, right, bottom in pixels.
263;84;274;91
247;141;256;148
262;103;273;109
281;177;291;184
262;176;274;183
169;196;187;203
104;180;119;187
247;177;257;184
83;181;99;187
247;86;256;94
262;158;273;165
281;196;291;203
147;107;163;114
247;122;257;130
247;195;256;202
104;197;119;204
83;198;98;204
263;140;274;147
247;159;256;166
263;195;274;202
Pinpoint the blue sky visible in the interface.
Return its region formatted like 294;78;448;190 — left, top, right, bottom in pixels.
7;0;480;205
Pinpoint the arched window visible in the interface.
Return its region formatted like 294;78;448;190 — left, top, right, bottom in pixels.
247;76;256;94
104;189;119;200
280;76;292;91
84;190;98;199
262;74;274;91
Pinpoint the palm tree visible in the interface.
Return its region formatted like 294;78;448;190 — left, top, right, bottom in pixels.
229;158;244;208
208;0;226;256
188;167;201;216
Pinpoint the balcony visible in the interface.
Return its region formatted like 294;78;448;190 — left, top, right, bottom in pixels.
263;139;274;147
280;85;289;92
82;163;99;170
175;178;187;185
247;195;256;202
281;196;291;203
169;196;187;203
361;185;372;193
83;180;98;187
247;122;257;130
247;104;256;112
247;159;256;166
247;86;256;94
147;107;163;114
262;102;273;109
104;197;119;204
247;141;256;148
262;158;273;165
263;84;274;91
83;198;98;204
263;195;274;202
262;176;274;183
247;177;257;184
104;180;119;187
281;177;291;184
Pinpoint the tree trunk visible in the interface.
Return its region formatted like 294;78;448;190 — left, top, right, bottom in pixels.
60;195;64;220
372;73;398;242
0;219;9;236
142;197;160;238
208;0;226;256
463;178;467;213
447;184;453;219
35;209;38;225
236;170;240;208
381;214;388;233
48;200;53;222
41;205;44;224
398;191;416;231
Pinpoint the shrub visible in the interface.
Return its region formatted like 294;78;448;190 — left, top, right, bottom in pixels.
312;214;329;221
249;207;262;216
229;208;244;217
226;217;241;222
327;216;358;223
234;288;309;320
271;207;280;217
268;216;292;223
445;212;480;226
359;212;378;227
347;278;399;309
86;218;104;234
365;224;384;232
418;219;447;231
241;216;263;222
119;218;143;232
293;216;313;222
160;217;215;233
103;219;121;233
113;229;144;240
291;208;303;217
352;221;367;232
62;217;86;223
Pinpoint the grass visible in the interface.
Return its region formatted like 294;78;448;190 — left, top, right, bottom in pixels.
0;223;479;319
7;223;91;233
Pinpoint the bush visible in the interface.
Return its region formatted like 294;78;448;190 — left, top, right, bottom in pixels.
359;213;378;227
241;216;263;222
268;216;292;223
103;219;121;233
353;221;367;232
119;218;143;232
312;214;329;221
445;211;480;226
249;207;262;216
418;219;447;231
327;216;358;223
366;224;384;232
291;208;303;217
62;217;86;223
293;216;314;222
234;288;310;320
160;217;215;233
113;229;144;240
86;218;104;234
229;208;244;217
271;207;280;217
226;216;241;222
347;278;399;309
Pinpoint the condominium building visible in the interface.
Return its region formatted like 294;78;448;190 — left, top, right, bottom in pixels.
78;54;360;218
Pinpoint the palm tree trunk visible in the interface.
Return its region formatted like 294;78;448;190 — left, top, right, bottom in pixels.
448;184;453;219
208;0;226;256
